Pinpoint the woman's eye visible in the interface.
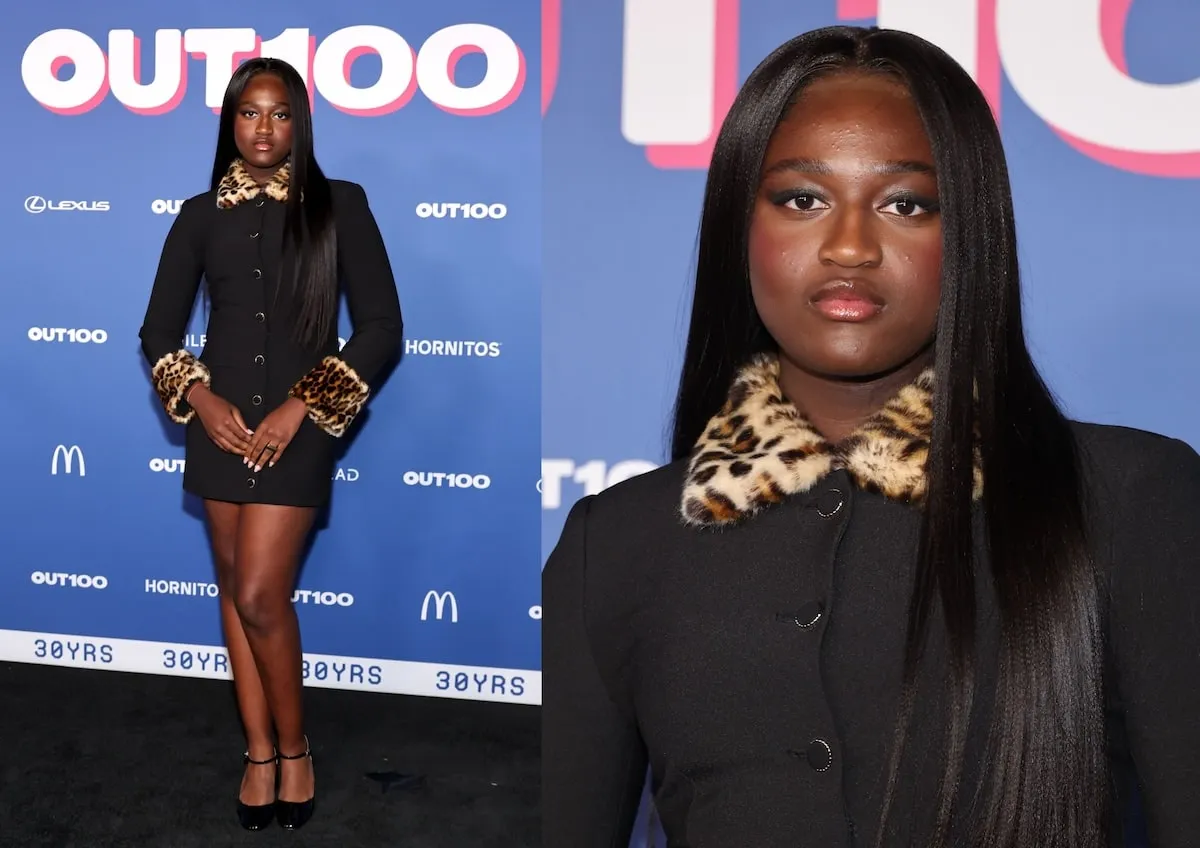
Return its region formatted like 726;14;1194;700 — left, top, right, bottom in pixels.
882;195;938;217
784;193;829;212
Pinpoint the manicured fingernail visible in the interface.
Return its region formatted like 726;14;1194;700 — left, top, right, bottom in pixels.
254;465;262;473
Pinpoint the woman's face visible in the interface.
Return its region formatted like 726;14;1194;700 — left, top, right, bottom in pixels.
748;71;942;381
234;73;293;175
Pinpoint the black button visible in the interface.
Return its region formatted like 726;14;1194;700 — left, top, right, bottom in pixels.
252;395;263;406
252;269;262;279
794;601;824;628
807;738;832;772
254;355;265;365
255;198;265;207
254;311;265;322
250;231;259;238
247;478;256;488
815;488;844;518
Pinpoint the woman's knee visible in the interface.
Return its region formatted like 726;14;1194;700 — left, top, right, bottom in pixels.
233;583;293;631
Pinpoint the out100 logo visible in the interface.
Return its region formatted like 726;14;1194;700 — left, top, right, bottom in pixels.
21;23;526;116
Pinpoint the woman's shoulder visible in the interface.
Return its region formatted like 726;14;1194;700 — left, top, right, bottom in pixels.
159;191;218;239
577;457;691;529
549;458;690;572
547;460;691;633
1070;419;1200;488
173;190;218;219
323;179;375;220
1069;420;1200;537
327;178;367;201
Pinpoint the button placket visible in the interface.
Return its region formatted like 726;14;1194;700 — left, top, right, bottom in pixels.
248;202;268;409
777;484;848;634
778;477;847;785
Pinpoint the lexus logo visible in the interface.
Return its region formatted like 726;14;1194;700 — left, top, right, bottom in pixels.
51;444;85;476
420;590;458;623
24;196;110;214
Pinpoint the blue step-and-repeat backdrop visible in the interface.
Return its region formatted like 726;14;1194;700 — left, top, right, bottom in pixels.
2;2;542;705
541;0;1198;843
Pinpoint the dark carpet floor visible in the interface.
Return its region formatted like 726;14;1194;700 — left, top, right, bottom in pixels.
0;662;539;847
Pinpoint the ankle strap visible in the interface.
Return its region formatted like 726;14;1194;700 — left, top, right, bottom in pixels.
278;736;311;761
243;750;278;765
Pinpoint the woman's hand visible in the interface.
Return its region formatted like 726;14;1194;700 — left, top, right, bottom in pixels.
189;384;253;455
243;397;308;471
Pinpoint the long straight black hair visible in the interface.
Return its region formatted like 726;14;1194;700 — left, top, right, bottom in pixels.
670;26;1107;847
211;57;337;350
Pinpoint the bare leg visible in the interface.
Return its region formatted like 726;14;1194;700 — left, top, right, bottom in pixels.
203;499;277;806
233;503;318;803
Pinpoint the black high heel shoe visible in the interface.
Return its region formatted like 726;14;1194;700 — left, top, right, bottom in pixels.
275;736;315;830
237;749;278;831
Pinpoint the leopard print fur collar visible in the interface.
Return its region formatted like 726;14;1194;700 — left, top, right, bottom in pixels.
681;352;983;527
216;158;291;208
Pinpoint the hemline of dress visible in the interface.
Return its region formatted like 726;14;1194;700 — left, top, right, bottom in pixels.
182;481;331;508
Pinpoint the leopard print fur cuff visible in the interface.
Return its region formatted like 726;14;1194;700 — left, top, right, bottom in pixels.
289;356;370;437
151;349;211;424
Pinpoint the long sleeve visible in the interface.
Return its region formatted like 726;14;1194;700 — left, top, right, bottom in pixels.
288;181;402;437
542;495;649;847
138;196;210;424
1107;435;1200;845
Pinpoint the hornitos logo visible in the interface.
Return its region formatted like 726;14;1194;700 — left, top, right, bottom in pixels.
540;458;659;509
32;571;108;589
404;471;491;489
149;458;185;473
24;195;109;213
146;579;219;597
292;589;355;607
151;199;185;215
29;327;108;343
603;0;1200;176
415;202;507;219
404;339;502;358
22;25;526;117
51;444;86;476
421;590;458;622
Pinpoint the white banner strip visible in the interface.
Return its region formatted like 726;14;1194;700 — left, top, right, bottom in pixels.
0;629;541;706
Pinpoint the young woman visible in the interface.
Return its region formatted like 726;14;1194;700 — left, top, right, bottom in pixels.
139;57;402;831
542;25;1200;848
